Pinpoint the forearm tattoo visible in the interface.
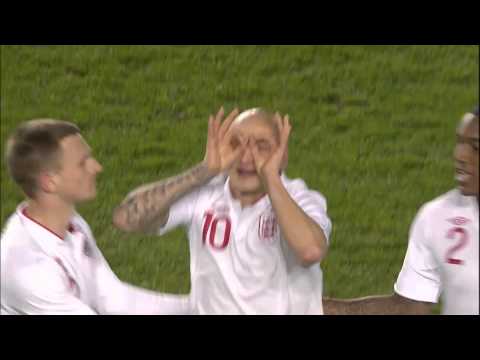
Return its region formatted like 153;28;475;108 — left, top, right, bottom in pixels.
116;162;211;232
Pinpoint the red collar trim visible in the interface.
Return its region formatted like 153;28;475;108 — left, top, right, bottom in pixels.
21;208;74;241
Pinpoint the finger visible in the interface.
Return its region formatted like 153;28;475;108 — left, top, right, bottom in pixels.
274;112;283;134
219;108;239;140
231;136;247;162
213;114;221;139
207;115;213;143
279;115;291;149
222;111;241;145
215;106;225;123
237;134;248;154
272;113;284;147
222;135;247;170
285;115;291;129
282;115;291;140
212;115;220;141
211;107;223;138
207;116;218;150
208;115;214;134
223;125;238;147
230;133;247;150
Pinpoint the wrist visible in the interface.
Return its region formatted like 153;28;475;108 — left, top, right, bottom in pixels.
263;171;283;191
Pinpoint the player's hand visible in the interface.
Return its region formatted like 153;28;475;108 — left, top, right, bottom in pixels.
250;113;291;183
203;107;247;176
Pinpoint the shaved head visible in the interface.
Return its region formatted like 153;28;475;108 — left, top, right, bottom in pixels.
459;111;479;128
233;108;280;144
227;107;288;200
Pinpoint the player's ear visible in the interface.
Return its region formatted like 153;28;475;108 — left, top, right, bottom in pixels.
37;171;60;194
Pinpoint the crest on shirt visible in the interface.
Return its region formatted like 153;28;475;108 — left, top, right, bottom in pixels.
258;211;278;243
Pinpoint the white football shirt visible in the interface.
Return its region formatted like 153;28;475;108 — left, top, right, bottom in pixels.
158;174;332;315
394;189;479;315
1;202;191;315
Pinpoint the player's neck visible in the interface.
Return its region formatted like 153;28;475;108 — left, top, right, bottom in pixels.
230;187;267;208
25;197;75;239
239;193;266;208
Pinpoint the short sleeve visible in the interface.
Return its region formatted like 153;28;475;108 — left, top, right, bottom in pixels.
157;189;202;235
289;179;332;243
394;207;441;303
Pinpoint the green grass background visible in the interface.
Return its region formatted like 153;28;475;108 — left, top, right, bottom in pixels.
1;45;478;306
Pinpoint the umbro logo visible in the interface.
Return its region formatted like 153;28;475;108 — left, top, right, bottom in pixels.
447;217;470;226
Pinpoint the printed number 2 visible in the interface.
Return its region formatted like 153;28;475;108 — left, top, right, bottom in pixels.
202;213;231;250
445;227;469;265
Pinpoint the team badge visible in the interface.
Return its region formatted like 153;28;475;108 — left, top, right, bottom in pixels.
258;211;277;243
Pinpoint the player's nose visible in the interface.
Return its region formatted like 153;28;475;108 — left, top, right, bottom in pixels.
92;158;103;174
240;146;254;164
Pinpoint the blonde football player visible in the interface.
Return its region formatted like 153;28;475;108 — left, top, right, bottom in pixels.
113;108;332;314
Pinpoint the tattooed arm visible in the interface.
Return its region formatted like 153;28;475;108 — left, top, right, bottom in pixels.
323;293;433;315
112;162;215;233
113;107;247;234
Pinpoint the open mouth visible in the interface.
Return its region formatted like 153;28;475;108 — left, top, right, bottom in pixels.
455;168;471;183
237;169;257;177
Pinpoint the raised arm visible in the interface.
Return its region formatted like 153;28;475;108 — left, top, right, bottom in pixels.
113;108;246;234
250;114;328;267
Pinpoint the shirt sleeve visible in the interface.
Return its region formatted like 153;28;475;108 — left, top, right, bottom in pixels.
157;188;202;236
394;206;442;303
9;260;97;315
72;216;192;315
289;179;332;244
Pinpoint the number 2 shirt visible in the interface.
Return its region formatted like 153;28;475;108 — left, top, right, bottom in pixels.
395;189;479;315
